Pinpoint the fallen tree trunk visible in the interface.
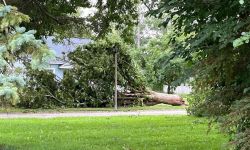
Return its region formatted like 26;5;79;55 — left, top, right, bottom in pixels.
145;91;186;106
118;90;186;106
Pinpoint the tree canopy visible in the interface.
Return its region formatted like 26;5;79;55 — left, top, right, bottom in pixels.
132;32;186;92
3;0;139;42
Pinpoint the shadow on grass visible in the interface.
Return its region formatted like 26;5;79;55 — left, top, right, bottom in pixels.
0;144;16;150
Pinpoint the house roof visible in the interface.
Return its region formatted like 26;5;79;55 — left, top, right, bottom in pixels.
49;59;65;65
44;36;92;57
44;36;91;67
59;63;73;69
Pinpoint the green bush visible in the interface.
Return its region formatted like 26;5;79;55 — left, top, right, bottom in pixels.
186;90;210;117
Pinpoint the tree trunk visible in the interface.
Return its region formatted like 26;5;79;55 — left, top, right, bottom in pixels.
119;90;186;106
145;91;185;106
167;84;171;94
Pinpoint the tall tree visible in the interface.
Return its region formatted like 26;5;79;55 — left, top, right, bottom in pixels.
131;12;187;92
132;33;186;92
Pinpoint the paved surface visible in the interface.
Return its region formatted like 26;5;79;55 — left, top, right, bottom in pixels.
0;110;187;119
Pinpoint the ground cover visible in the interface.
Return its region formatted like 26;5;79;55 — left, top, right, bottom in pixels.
0;116;228;150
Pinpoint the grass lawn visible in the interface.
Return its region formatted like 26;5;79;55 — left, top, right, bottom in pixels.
0;116;228;150
0;104;185;113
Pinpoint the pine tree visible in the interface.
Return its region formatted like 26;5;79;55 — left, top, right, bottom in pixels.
0;4;54;105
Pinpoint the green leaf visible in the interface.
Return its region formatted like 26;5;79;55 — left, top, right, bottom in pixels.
243;87;250;94
239;0;244;5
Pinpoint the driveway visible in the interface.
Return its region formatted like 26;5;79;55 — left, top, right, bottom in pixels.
0;110;187;119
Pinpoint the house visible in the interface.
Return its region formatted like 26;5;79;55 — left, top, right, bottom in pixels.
44;36;91;79
163;84;192;94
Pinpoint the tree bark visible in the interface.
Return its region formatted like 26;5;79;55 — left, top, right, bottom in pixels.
145;91;185;106
119;90;186;106
167;85;171;94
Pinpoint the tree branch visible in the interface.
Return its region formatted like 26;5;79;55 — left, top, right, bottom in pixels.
33;0;62;24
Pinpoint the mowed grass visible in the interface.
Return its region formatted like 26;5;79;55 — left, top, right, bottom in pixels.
0;116;228;150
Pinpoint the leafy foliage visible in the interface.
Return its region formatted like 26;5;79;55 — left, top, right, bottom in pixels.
65;32;145;106
150;0;250;149
233;32;250;48
132;22;187;92
0;4;54;105
20;32;145;108
134;36;186;92
5;0;139;42
154;54;185;93
19;70;61;108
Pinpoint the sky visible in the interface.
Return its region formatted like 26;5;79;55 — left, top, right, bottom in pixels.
78;0;107;18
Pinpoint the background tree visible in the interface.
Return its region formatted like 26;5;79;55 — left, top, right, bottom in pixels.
132;12;187;92
154;54;185;93
132;34;186;92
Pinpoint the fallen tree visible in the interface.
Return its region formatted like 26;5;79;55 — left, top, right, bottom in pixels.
20;34;186;108
146;91;186;106
119;90;186;106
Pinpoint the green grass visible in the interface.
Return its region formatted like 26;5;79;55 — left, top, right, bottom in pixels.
0;116;228;150
0;104;185;113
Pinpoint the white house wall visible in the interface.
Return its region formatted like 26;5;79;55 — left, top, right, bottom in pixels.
163;84;192;94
